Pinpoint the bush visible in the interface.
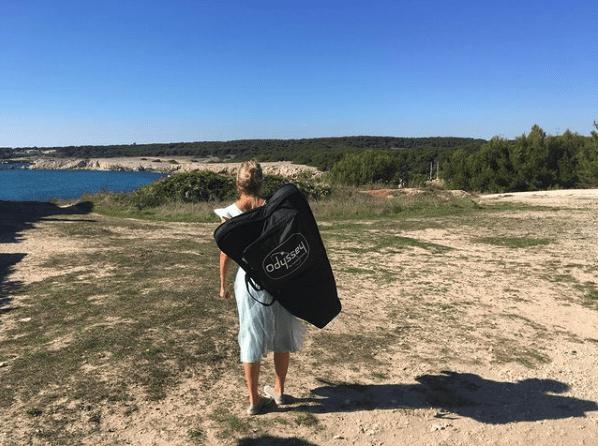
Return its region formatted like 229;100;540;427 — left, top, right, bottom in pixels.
123;171;333;209
327;150;396;186
263;175;333;201
129;171;237;208
442;124;595;193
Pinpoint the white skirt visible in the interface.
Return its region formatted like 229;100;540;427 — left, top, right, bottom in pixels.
234;267;306;363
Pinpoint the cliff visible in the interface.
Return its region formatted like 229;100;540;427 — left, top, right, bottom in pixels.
26;157;321;179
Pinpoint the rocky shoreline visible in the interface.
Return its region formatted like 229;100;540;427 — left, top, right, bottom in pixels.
21;156;321;179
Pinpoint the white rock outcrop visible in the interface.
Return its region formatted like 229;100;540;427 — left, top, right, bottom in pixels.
27;157;321;179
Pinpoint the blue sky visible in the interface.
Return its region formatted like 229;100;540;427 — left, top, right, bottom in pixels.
2;0;597;147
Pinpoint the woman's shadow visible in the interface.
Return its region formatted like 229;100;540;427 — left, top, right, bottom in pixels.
286;371;598;424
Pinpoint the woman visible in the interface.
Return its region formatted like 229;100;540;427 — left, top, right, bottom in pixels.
215;160;306;415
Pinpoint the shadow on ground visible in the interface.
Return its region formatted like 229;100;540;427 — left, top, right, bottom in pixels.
0;200;93;324
282;371;598;424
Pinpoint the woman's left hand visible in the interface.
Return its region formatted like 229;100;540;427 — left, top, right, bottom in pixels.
220;285;231;300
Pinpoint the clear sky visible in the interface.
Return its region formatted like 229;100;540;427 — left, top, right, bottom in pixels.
2;0;597;148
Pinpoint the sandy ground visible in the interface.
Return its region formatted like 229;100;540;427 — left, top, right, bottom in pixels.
481;189;598;208
1;189;598;445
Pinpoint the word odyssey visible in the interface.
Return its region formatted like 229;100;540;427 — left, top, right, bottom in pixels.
263;234;310;280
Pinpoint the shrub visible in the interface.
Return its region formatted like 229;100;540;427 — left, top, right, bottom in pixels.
129;171;237;208
263;175;333;201
124;171;332;209
327;150;396;186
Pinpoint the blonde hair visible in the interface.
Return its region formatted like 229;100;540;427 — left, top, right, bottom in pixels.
236;160;263;195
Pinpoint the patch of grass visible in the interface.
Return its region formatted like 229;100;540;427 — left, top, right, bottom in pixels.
480;313;552;367
378;235;452;253
308;331;393;368
295;412;319;428
83;183;535;226
321;220;452;255
344;267;375;275
576;282;598;308
581;282;598;300
548;274;578;284
312;188;488;222
587;290;598;300
25;407;43;417
500;313;548;332
0;216;237;411
187;428;204;442
211;406;256;439
476;236;552;248
492;344;551;368
92;198;221;222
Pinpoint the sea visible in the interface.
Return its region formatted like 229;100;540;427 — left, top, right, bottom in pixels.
0;162;166;202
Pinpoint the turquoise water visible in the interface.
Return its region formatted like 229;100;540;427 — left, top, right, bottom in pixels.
0;165;165;202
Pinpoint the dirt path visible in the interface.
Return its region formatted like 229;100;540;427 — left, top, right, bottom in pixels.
2;190;598;445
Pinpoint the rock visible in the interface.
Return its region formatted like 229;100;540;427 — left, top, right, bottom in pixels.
26;157;321;178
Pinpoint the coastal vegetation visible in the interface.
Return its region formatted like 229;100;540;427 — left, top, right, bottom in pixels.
3;136;482;172
3;122;598;193
2;136;482;190
89;178;480;224
323;123;598;191
89;171;334;219
442;123;598;192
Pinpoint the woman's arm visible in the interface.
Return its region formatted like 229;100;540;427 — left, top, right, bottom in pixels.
219;251;232;300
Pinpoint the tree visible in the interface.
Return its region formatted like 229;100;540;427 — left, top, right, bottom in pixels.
578;130;598;186
327;150;396;186
550;131;583;188
468;137;514;193
442;148;472;190
509;125;554;191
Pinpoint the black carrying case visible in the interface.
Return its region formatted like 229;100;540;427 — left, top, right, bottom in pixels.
213;184;341;329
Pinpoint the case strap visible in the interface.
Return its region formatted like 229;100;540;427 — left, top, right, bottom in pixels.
245;274;276;306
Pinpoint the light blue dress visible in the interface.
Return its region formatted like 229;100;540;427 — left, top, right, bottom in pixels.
215;203;306;363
